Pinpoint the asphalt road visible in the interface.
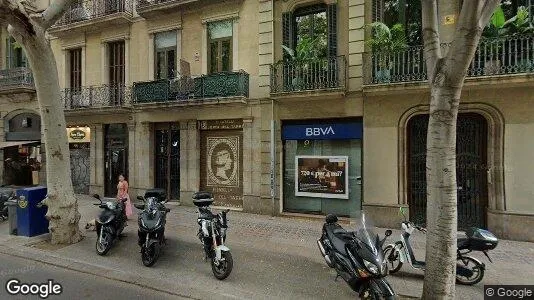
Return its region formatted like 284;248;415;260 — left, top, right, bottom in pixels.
0;253;187;300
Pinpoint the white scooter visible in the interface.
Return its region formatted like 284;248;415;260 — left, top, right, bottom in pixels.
383;207;498;285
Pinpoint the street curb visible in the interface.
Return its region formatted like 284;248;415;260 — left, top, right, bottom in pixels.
0;244;236;300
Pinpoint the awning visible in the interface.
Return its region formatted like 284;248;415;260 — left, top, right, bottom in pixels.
0;141;40;149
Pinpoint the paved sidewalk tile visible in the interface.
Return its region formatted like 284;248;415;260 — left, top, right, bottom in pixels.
1;195;533;300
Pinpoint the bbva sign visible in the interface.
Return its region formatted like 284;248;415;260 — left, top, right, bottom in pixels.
305;126;335;137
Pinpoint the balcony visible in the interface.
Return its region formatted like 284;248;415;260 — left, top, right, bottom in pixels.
0;68;35;102
49;0;134;36
132;71;249;105
0;67;34;94
136;0;199;18
62;85;131;111
365;35;534;86
270;56;347;97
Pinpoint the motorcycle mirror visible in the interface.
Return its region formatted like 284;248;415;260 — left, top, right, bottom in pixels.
92;194;101;200
385;229;392;237
136;196;144;201
165;208;170;213
134;203;145;210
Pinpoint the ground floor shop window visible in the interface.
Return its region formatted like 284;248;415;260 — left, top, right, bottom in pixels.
282;120;362;217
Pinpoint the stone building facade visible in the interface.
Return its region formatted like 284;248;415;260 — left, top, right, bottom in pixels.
0;0;533;241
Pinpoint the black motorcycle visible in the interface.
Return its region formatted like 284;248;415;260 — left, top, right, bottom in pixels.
134;189;169;267
193;192;233;280
317;212;396;300
92;194;127;256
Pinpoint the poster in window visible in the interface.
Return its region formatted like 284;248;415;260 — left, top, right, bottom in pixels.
295;156;349;199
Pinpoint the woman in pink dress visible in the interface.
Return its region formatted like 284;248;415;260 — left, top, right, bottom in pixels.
117;174;133;220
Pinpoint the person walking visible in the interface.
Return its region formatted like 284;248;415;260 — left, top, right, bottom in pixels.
117;174;133;220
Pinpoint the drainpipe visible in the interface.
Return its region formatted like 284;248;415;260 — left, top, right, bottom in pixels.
270;98;276;216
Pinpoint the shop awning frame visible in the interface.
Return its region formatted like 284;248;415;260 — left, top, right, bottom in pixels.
0;141;40;149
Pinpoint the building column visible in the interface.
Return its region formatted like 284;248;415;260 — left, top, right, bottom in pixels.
90;123;104;196
135;122;152;195
0;117;5;185
180;120;198;205
127;122;136;197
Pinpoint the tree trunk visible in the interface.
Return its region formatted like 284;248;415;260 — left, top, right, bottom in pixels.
422;79;461;299
14;26;83;244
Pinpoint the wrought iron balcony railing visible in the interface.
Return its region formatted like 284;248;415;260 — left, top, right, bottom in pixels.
270;56;347;94
133;71;249;104
62;85;131;110
365;35;534;85
54;0;133;26
0;67;34;91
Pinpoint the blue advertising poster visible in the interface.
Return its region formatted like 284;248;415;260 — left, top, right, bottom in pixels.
282;122;362;140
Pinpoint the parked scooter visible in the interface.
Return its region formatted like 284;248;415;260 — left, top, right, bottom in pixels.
192;191;233;280
317;211;396;300
92;194;128;255
0;192;13;221
383;207;498;285
134;189;170;267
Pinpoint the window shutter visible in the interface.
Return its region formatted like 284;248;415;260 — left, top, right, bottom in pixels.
282;12;293;58
327;4;338;58
372;0;384;22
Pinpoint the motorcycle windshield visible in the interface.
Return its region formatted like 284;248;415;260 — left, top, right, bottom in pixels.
350;211;379;251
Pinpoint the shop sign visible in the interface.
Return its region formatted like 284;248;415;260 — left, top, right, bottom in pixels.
295;156;349;199
282;122;362;140
199;119;243;131
67;127;91;143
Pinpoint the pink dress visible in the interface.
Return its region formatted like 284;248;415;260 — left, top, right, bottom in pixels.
117;180;133;218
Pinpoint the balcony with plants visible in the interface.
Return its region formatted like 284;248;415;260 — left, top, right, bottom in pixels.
62;85;131;111
49;0;134;36
270;4;346;96
132;71;250;105
365;0;534;86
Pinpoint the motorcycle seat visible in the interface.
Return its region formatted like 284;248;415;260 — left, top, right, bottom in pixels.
325;223;350;256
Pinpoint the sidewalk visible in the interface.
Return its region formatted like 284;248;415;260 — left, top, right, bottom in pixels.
1;195;533;299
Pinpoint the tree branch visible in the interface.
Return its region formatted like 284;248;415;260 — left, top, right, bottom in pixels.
421;0;442;83
445;0;501;84
0;0;36;36
30;0;75;29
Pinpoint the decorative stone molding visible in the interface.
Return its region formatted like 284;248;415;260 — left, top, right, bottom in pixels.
397;103;506;212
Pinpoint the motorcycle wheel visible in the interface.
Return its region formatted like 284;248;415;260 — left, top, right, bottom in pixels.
383;242;403;274
456;256;484;285
141;243;160;267
211;251;233;280
96;229;113;256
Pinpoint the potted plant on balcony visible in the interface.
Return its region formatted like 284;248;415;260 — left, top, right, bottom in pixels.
482;6;534;75
282;36;324;91
366;22;407;83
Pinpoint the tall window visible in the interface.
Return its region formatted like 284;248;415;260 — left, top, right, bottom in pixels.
373;0;422;46
5;37;27;69
69;48;82;90
108;41;125;86
208;20;233;74
108;41;125;105
155;31;177;79
282;3;337;60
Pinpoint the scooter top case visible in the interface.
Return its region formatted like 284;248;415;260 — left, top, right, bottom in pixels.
192;191;214;207
145;188;166;203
